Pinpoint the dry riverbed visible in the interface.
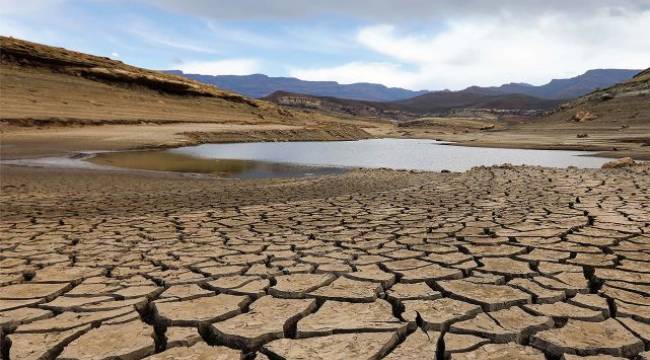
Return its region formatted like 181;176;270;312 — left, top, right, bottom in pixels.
1;159;650;359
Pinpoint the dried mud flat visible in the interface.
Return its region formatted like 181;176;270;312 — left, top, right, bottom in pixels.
1;164;650;360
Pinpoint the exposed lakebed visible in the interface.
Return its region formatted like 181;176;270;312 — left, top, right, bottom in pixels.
85;138;611;178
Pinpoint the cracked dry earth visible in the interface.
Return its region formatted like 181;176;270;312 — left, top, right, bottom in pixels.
1;164;650;360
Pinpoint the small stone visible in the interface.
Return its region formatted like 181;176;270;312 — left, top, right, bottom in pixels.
574;110;598;122
601;157;636;169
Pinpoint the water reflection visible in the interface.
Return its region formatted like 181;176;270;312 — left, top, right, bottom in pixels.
89;151;345;179
169;138;610;172
87;138;611;177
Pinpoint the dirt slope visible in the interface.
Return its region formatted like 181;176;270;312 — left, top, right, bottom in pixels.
536;67;650;128
0;37;381;158
0;36;299;125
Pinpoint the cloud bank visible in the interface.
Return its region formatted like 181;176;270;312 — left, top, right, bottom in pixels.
290;5;650;89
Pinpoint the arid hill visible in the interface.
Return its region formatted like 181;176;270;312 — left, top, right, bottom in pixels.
538;67;650;128
263;91;413;121
393;90;563;115
264;89;563;122
0;37;379;158
0;36;301;125
464;69;641;99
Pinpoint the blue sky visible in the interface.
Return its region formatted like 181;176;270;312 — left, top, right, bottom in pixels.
2;0;649;90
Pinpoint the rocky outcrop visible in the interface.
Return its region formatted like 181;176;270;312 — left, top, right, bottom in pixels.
601;157;636;169
573;110;597;122
0;36;256;106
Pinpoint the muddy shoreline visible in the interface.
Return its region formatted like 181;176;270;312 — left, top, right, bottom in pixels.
3;121;650;161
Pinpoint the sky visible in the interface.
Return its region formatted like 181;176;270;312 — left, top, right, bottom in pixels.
1;0;649;91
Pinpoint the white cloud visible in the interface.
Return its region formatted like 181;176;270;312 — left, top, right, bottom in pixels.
111;52;120;58
126;22;222;55
291;7;650;90
178;59;261;75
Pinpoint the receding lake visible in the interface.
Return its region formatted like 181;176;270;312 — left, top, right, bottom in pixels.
86;138;611;178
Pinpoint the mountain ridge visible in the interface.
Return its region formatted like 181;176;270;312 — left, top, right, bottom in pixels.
537;66;650;126
263;89;564;121
164;71;427;102
462;69;642;99
168;68;641;102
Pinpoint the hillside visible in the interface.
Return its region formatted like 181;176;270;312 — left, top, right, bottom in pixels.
416;69;650;161
264;89;564;121
0;37;379;159
536;67;650;127
164;71;428;101
394;90;563;115
0;36;297;125
464;69;641;99
262;91;412;121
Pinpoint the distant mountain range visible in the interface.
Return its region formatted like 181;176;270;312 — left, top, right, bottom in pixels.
463;69;642;100
164;71;427;101
166;69;641;102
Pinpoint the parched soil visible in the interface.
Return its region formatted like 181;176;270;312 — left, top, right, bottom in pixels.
1;163;649;359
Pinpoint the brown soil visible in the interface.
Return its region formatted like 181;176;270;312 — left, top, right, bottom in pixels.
2;162;649;359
